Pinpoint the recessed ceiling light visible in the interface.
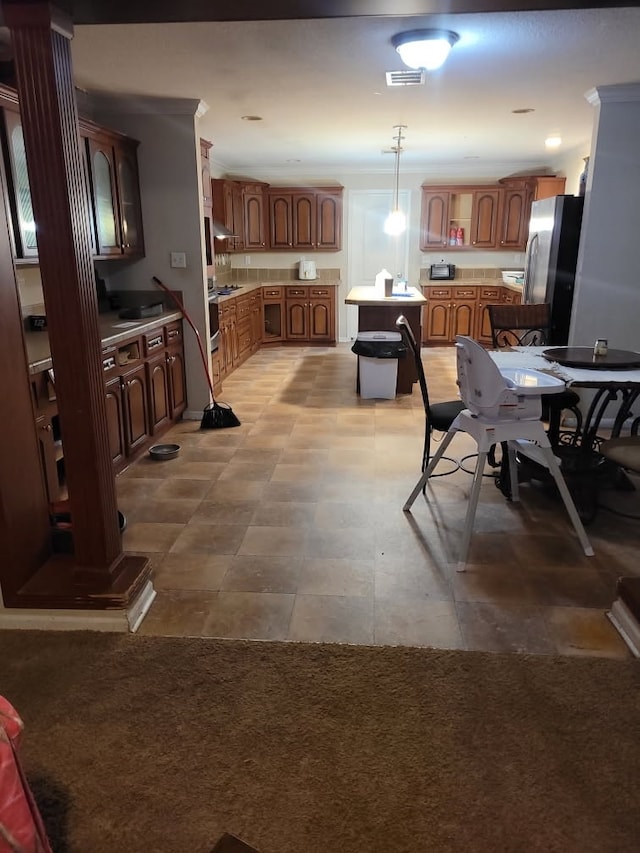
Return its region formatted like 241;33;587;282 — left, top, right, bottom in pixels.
464;155;480;160
545;135;562;148
286;159;301;163
512;108;535;114
241;115;263;121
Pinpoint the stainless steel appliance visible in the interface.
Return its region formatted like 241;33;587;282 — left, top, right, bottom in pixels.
207;282;220;351
523;195;584;345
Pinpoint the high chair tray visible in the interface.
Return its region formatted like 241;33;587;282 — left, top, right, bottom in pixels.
500;367;566;393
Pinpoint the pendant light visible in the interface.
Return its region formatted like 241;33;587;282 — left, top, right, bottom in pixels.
384;125;407;236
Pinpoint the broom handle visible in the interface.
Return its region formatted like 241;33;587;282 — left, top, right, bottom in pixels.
152;276;215;400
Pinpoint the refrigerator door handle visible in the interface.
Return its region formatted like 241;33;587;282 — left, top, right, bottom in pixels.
523;232;539;303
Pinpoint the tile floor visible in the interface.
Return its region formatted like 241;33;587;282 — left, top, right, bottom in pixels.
118;344;639;658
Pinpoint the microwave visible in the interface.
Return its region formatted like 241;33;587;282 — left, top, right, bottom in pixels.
429;263;456;281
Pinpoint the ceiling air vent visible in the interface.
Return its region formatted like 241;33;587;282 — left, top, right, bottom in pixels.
385;70;426;87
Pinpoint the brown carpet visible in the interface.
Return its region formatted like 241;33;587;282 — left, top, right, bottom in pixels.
0;631;639;853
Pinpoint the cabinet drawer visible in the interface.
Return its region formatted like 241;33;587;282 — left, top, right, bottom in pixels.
425;285;452;299
453;286;478;300
236;298;252;321
101;345;118;376
164;322;182;346
479;286;502;300
285;286;309;298
219;300;237;318
262;286;284;300
309;286;331;298
143;329;165;356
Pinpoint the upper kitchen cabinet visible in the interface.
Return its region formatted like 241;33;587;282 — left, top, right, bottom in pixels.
420;186;500;250
1;104;38;259
84;123;144;259
267;186;343;251
242;182;267;251
212;178;268;252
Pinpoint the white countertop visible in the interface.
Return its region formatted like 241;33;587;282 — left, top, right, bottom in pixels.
345;286;426;306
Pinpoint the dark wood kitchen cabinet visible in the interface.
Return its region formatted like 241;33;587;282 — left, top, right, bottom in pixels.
497;184;531;250
267;187;343;251
421;186;500;250
422;283;521;345
105;374;126;470
84;125;144;259
212;178;268;253
284;284;336;342
262;285;285;342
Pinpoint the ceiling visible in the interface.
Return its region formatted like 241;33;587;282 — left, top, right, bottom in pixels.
49;7;640;180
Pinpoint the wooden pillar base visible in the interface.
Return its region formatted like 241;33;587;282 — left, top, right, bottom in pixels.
5;553;153;610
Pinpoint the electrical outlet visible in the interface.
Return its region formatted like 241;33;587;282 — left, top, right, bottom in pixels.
244;255;251;265
170;252;187;269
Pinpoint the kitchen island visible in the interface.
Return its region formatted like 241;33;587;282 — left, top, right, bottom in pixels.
345;286;426;394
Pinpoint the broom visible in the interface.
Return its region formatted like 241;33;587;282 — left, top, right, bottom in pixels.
152;276;240;429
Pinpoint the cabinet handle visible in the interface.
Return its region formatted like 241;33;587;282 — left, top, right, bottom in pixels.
40;423;52;432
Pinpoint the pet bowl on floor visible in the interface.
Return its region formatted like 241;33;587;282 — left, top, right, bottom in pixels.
149;443;181;460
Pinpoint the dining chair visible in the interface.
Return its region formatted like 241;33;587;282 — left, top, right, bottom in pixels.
395;314;465;477
487;302;583;445
403;335;594;570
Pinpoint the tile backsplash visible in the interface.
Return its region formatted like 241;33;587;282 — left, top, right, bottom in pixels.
420;266;517;281
216;266;341;284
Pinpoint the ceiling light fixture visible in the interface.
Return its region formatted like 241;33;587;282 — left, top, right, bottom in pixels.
384;125;407;236
545;135;562;148
392;29;459;71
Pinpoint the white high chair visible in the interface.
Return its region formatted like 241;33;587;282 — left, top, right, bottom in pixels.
404;335;594;570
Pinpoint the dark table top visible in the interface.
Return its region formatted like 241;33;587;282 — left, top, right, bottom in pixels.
542;346;640;370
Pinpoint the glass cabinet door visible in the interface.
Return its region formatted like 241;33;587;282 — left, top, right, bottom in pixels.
5;112;38;257
89;143;120;255
115;147;143;255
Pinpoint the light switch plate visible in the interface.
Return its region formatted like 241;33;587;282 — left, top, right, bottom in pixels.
170;251;187;268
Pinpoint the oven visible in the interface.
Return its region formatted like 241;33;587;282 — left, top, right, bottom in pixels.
208;289;220;352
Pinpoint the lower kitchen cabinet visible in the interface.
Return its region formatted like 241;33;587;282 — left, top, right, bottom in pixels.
262;286;285;341
281;285;336;343
422;284;521;345
121;363;150;454
105;375;126;470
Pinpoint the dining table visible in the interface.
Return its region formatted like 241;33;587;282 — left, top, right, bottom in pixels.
490;345;640;450
488;345;640;520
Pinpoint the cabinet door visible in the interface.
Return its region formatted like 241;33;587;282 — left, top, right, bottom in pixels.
292;193;315;250
263;287;285;341
498;187;531;250
424;300;451;343
250;294;262;351
315;190;342;250
268;192;293;249
451;299;476;338
471;189;501;248
105;376;126;470
87;138;121;256
285;294;309;340
3;109;38;257
146;353;170;434
212;179;236;252
114;141;144;256
243;185;266;250
167;347;187;417
308;299;333;340
476;286;503;344
420;190;450;250
533;176;566;201
121;364;149;453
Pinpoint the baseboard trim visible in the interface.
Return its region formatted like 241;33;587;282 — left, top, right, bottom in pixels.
0;580;156;633
607;600;640;657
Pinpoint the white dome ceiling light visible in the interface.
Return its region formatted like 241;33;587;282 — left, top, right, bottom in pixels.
392;29;459;71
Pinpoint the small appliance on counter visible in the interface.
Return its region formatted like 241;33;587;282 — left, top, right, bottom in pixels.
298;260;317;280
118;302;163;320
429;263;456;281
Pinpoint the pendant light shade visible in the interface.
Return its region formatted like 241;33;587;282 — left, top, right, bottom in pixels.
392;29;459;71
384;125;407;237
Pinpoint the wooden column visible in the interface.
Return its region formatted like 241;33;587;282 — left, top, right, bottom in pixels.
4;1;150;602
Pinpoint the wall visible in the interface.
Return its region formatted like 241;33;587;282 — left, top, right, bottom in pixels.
570;84;640;351
90;96;212;419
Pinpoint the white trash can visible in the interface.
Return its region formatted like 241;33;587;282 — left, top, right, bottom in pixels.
355;331;403;399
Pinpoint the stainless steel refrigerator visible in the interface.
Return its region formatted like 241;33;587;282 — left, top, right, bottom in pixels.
523;194;584;345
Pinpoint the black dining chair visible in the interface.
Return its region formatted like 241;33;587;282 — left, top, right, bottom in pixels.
396;314;465;477
487;302;583;445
